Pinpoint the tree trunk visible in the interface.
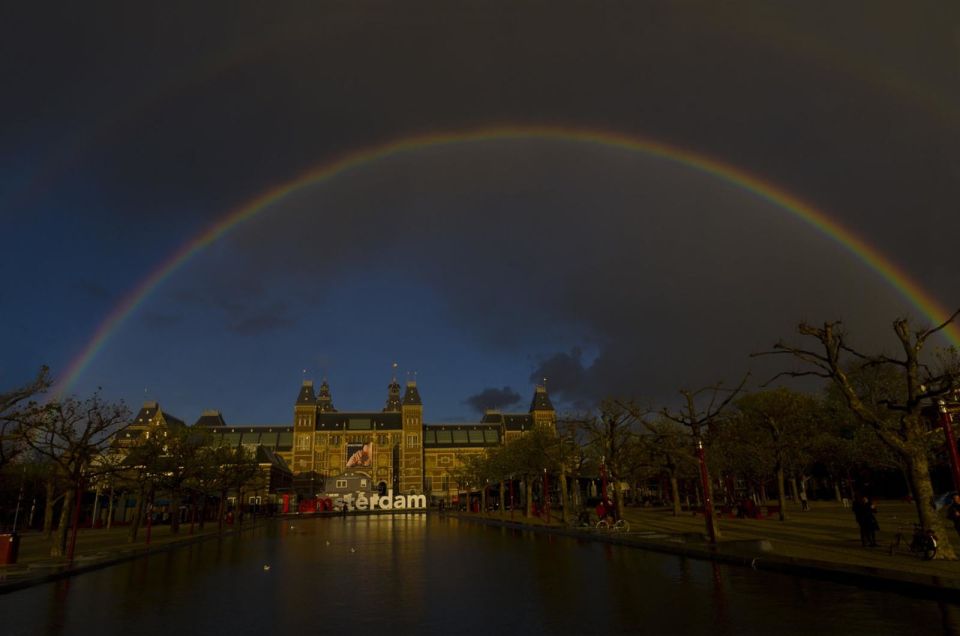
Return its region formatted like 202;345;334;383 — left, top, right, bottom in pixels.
670;475;682;517
900;467;915;500
43;479;56;537
217;491;226;532
499;481;505;519
91;486;102;529
50;487;73;557
106;487;115;530
127;491;143;544
170;493;181;534
789;477;799;505
776;467;787;522
833;479;842;503
559;473;570;525
481;485;487;514
906;451;956;559
525;478;533;518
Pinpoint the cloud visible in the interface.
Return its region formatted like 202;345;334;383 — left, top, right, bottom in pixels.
463;386;522;413
227;307;296;336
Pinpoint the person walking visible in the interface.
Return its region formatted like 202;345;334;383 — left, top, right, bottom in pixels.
852;495;878;547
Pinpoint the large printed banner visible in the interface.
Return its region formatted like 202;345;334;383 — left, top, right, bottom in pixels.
345;442;372;468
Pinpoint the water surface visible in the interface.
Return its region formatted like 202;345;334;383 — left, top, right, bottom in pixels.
2;515;957;635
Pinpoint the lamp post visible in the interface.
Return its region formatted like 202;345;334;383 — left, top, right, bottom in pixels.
938;397;960;493
692;423;718;544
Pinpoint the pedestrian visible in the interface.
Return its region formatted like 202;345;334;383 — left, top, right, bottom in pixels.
852;495;878;547
946;494;960;542
799;490;809;512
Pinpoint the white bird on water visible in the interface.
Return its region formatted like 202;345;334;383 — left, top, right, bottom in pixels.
350;547;356;553
325;540;331;546
263;565;271;571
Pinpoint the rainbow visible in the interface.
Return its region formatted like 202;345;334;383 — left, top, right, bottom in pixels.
52;125;960;395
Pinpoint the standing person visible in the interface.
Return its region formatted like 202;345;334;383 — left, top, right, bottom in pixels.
852;495;878;547
799;489;809;512
946;494;960;542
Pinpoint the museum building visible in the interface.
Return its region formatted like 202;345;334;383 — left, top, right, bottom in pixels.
124;378;556;506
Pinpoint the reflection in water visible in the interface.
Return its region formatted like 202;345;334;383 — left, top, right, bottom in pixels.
2;516;959;635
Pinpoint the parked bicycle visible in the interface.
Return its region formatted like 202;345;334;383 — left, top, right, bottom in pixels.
888;524;937;560
596;518;630;532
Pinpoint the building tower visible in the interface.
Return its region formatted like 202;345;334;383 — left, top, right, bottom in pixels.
383;366;402;412
293;380;318;477
400;379;423;494
317;380;337;412
530;383;556;433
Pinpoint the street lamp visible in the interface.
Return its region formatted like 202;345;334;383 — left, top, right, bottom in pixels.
938;394;960;493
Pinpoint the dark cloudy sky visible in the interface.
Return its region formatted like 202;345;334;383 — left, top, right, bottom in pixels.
2;1;958;424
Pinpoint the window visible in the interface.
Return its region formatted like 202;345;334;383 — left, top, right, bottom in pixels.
423;430;436;444
452;430;468;444
406;434;419;447
336;479;347;489
331;435;341;447
468;429;484;443
483;430;499;443
360;479;367;488
296;435;311;450
436;430;452;444
377;434;388;445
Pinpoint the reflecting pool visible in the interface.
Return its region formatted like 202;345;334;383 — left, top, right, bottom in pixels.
2;515;958;635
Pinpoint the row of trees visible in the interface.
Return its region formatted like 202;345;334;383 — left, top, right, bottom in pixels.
453;314;960;560
0;371;263;557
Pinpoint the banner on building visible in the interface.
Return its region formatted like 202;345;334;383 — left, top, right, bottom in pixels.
345;442;373;468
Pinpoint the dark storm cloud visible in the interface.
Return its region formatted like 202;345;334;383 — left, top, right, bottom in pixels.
463;386;522;413
172;284;297;336
5;2;958;419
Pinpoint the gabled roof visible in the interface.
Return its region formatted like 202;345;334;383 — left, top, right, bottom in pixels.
402;381;422;406
503;414;533;431
132;401;159;426
255;446;291;473
160;411;185;429
194;410;227;427
529;385;554;412
297;381;316;405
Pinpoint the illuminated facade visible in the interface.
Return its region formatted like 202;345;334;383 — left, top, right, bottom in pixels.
128;378;556;505
201;378;556;501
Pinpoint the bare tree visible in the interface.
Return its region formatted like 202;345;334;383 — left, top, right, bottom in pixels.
757;315;960;559
660;377;748;542
0;366;51;471
21;392;131;557
579;400;640;520
734;388;820;521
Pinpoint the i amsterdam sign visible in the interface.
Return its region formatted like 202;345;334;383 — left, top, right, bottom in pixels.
340;489;427;511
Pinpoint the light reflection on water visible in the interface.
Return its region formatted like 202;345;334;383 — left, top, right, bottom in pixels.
2;515;959;635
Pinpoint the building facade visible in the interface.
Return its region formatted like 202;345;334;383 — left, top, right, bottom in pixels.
192;377;556;504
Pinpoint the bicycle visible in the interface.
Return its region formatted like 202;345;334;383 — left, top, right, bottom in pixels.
888;524;937;560
596;518;630;532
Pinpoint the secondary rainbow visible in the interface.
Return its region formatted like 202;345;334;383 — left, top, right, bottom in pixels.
53;125;960;395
